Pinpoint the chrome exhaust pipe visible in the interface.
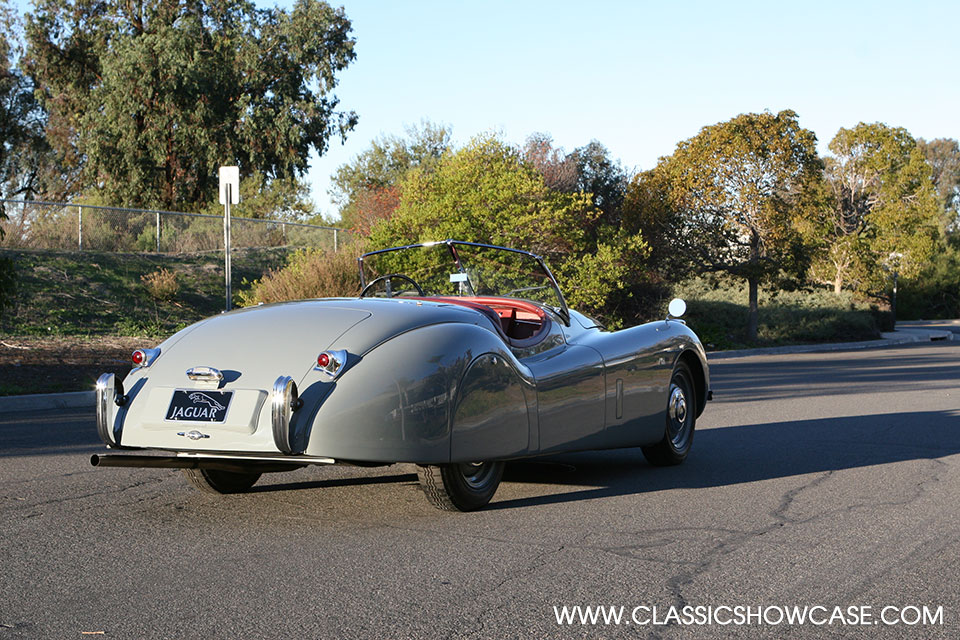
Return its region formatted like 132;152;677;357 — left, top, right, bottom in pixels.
90;454;304;474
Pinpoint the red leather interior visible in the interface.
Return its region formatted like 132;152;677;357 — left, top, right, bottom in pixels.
412;296;548;344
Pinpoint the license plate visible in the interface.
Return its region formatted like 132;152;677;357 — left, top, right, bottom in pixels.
165;390;233;423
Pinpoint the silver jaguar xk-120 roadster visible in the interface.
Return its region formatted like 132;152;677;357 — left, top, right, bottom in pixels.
92;240;710;511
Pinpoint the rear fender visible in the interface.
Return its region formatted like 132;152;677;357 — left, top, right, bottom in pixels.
302;323;535;463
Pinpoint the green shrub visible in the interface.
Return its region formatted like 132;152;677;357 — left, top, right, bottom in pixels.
897;238;960;320
672;276;882;349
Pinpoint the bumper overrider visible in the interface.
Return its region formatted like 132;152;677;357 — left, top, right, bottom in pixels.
95;372;126;447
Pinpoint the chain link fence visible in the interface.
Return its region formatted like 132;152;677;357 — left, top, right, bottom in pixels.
0;199;352;321
0;199;346;254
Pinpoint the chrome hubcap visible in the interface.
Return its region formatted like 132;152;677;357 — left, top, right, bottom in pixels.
667;381;691;449
668;385;687;424
460;462;495;490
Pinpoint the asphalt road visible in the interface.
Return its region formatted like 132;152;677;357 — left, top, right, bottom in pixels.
1;342;958;639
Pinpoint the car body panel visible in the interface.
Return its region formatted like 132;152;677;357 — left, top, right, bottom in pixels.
96;241;710;471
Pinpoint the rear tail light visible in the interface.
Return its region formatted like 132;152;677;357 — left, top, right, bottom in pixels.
315;349;347;379
132;348;161;368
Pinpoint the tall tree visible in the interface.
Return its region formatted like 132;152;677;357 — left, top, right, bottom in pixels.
0;1;52;209
640;110;824;343
522;135;629;219
24;0;356;211
569;140;628;221
331;120;451;231
917;137;960;232
368;135;647;326
814;123;941;295
521;133;578;192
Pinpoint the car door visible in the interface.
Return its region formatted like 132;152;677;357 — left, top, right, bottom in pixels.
519;320;607;453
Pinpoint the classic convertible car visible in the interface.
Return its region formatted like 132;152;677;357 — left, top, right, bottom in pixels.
92;240;710;511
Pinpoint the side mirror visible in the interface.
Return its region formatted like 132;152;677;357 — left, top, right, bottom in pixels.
667;298;686;319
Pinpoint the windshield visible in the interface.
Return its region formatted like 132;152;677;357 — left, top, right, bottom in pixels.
359;240;568;319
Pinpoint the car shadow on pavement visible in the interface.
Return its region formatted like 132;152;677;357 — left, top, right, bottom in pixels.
486;409;960;511
249;471;417;493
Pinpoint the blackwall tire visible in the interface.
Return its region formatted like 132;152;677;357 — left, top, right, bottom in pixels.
416;461;504;511
182;468;262;494
642;361;696;466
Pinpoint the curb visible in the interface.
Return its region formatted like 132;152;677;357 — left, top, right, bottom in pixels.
707;329;953;360
0;390;95;413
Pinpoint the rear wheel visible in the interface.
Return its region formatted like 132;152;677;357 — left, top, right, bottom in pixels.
181;468;262;494
642;361;696;466
416;461;504;511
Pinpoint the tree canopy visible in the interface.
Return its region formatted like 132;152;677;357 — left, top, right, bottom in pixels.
628;110;825;342
367;135;647;325
23;0;357;211
918;137;960;232
814;123;940;294
0;1;50;208
330;121;451;232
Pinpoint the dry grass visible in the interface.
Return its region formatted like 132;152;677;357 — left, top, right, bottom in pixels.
239;241;368;305
141;268;179;301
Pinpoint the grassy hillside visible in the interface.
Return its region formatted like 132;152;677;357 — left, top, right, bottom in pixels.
0;248;289;337
0;249;885;349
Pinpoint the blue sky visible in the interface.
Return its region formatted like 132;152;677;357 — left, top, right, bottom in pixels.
297;0;958;219
13;0;959;218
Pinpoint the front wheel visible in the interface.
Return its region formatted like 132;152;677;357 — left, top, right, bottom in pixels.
416;461;504;511
642;361;696;466
182;468;262;494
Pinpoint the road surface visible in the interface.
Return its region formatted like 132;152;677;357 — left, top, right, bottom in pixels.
1;342;958;638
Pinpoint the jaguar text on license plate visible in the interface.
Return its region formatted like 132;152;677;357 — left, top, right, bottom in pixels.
165;390;233;423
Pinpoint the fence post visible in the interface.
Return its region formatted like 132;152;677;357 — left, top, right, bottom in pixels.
78;205;83;251
334;228;338;252
156;211;161;252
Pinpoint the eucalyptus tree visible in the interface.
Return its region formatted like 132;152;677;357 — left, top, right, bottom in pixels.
0;1;51;208
816;123;940;294
918;137;960;232
24;0;357;211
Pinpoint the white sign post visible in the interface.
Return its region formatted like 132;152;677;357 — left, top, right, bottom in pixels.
219;166;240;311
